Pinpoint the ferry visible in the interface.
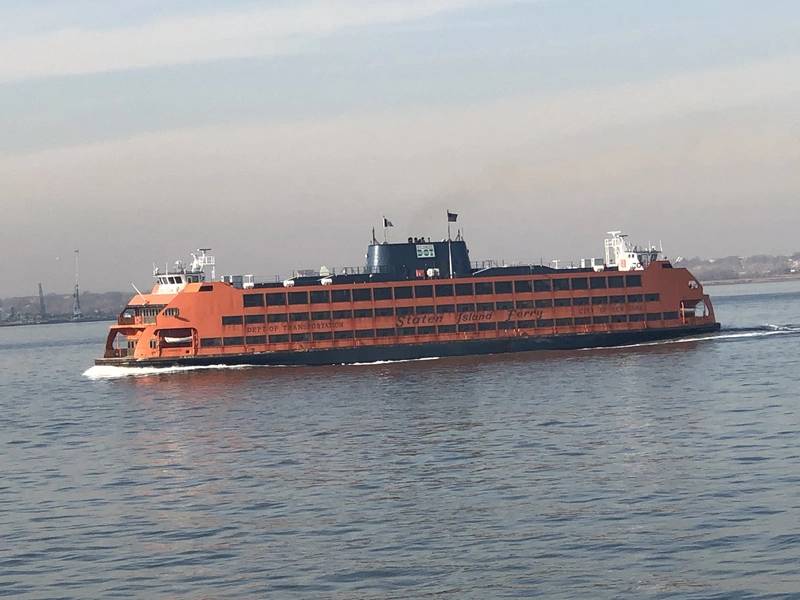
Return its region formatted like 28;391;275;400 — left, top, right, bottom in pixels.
95;218;720;367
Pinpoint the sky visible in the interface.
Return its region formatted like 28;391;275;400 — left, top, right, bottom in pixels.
1;0;799;297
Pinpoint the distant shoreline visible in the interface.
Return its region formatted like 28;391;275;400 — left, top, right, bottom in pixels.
0;317;114;328
701;274;800;286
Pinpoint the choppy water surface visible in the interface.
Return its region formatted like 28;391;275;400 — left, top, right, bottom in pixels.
2;280;800;599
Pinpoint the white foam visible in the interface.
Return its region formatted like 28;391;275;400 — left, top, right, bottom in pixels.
82;363;255;380
343;357;441;366
83;356;442;379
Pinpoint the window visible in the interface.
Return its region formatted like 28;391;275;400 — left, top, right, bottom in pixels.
267;292;286;306
355;329;375;339
515;280;532;293
477;302;494;311
607;276;624;288
627;294;643;303
571;278;588;290
574;317;590;325
246;335;266;344
291;333;310;342
310;290;330;304
289;312;308;322
553;278;570;291
332;289;351;303
647;312;662;321
611;315;627;323
288;291;308;305
354;309;373;318
573;297;589;306
163;307;179;317
394;286;413;299
455;283;474;296
332;310;353;319
376;328;395;337
375;307;393;317
417;326;435;334
435;284;454;297
245;314;265;324
223;336;244;346
498;321;513;330
200;337;222;347
537;319;554;327
312;311;331;320
352;288;371;301
313;332;332;341
437;325;456;334
458;323;477;332
269;334;289;343
556;318;572;326
416;306;434;314
515;300;534;309
243;293;264;307
495;281;513;294
436;305;455;314
399;327;416;336
415;285;433;298
517;320;536;329
535;299;553;308
590;277;607;289
199;285;213;292
626;275;642;287
478;322;496;331
593;315;610;324
267;313;287;323
645;293;660;302
591;296;608;305
496;301;513;310
554;298;571;307
610;295;626;304
475;282;493;295
663;311;679;320
373;287;392;300
396;306;413;316
533;279;552;292
629;314;645;322
458;303;476;312
222;315;243;326
334;330;354;340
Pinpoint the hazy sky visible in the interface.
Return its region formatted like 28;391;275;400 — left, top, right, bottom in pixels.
1;0;799;297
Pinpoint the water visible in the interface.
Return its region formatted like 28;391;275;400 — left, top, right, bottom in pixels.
2;280;800;599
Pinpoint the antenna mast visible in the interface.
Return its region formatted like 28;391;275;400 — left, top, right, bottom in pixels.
72;249;82;321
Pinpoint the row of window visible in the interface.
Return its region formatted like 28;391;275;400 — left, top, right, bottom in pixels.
225;294;663;325
204;312;680;346
243;275;644;307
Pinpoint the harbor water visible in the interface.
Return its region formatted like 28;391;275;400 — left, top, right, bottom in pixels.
1;280;799;598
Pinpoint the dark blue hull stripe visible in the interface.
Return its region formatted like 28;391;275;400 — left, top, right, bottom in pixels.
96;324;721;367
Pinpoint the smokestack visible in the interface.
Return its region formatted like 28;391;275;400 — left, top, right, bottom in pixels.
38;283;46;318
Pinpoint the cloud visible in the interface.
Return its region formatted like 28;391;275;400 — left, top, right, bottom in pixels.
0;0;503;83
1;52;799;295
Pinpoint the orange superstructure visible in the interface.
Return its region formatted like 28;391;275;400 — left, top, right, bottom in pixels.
96;229;719;367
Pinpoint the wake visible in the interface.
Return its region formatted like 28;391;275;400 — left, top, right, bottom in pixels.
82;363;256;380
83;356;441;380
604;324;800;350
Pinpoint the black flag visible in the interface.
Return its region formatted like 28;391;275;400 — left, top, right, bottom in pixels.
383;217;394;228
447;210;458;223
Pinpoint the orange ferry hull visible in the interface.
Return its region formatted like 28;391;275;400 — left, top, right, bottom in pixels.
97;232;721;368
